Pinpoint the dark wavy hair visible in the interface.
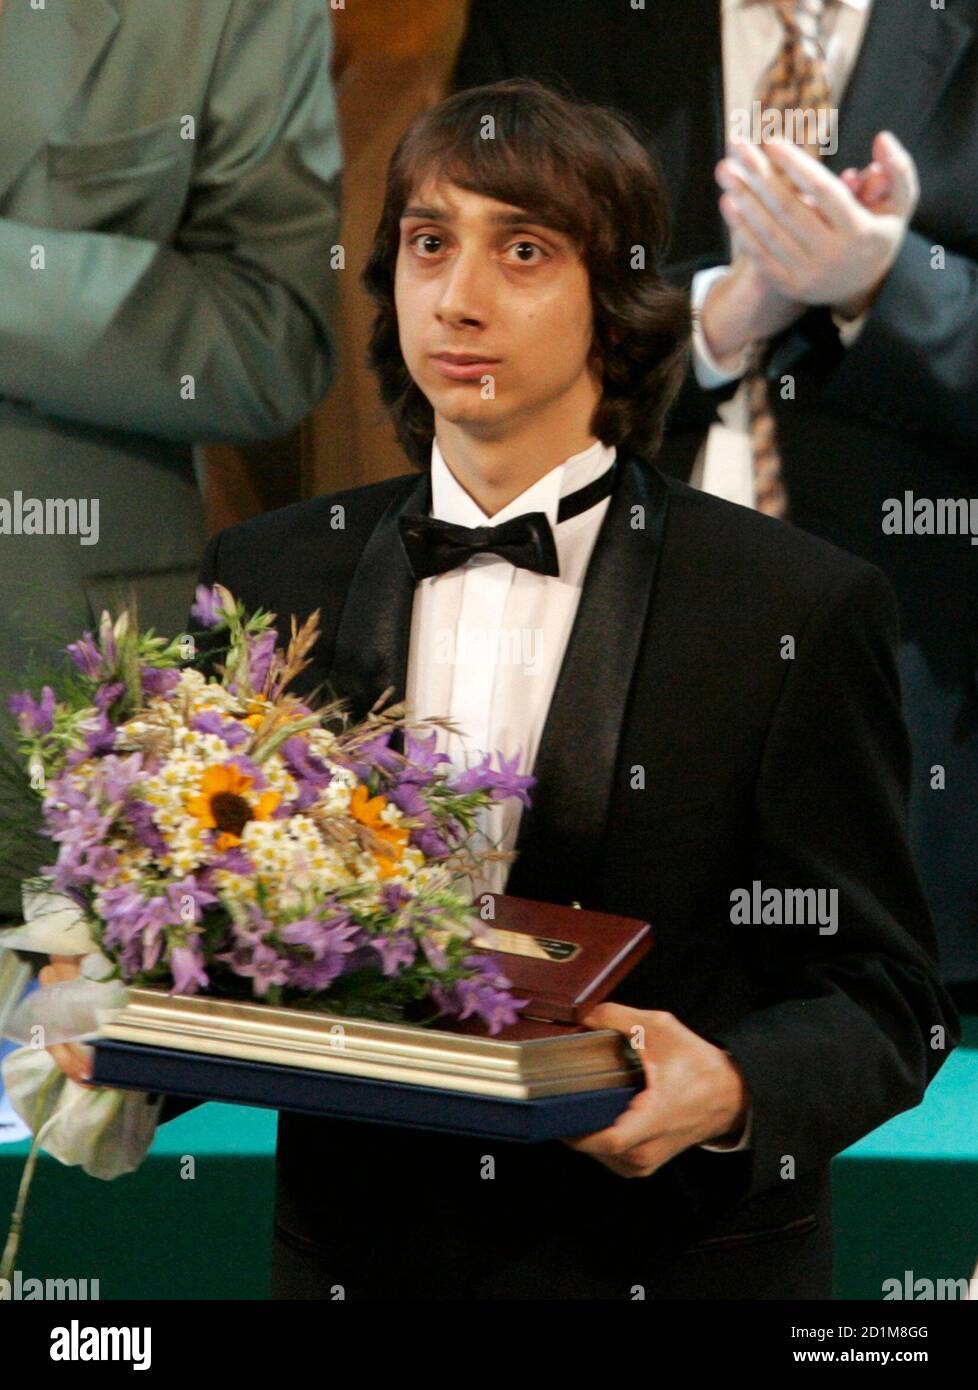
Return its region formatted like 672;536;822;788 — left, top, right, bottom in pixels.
362;78;691;470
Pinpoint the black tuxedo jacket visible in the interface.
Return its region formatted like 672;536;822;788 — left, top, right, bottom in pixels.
451;0;978;983
173;454;959;1299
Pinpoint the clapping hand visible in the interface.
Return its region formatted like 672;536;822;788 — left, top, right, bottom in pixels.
716;130;920;320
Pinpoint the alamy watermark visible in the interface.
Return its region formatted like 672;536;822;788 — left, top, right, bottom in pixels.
50;1319;151;1369
434;625;543;675
728;103;839;156
0;492;99;545
882;1269;978;1300
1;1268;100;1299
882;492;978;545
730;882;838;935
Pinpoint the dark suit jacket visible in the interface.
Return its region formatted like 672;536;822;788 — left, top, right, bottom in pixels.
450;0;978;983
165;454;959;1299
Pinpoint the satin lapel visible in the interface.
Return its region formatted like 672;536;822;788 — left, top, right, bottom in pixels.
505;455;671;904
327;471;430;722
0;0;121;205
825;2;973;175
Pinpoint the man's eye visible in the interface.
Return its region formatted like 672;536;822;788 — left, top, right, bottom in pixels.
507;241;546;264
410;233;444;256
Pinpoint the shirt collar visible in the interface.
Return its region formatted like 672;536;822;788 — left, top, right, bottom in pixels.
429;437;617;528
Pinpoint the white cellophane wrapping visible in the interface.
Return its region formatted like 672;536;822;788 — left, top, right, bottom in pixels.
0;885;162;1179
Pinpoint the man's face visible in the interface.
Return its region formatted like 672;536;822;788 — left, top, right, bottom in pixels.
394;178;599;442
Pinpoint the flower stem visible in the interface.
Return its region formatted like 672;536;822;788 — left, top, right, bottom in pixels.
0;1065;66;1284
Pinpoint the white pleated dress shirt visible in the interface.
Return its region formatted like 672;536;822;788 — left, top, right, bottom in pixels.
405;435;614;903
404;436;752;1151
690;0;875;507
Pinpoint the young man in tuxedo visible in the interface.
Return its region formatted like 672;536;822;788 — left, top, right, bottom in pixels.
451;0;978;1005
181;79;959;1299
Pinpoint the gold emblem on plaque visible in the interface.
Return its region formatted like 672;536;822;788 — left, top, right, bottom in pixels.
470;926;581;962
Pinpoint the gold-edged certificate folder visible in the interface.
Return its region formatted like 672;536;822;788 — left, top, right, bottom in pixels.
94;896;652;1140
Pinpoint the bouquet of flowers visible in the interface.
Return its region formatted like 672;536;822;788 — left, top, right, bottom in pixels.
0;584;534;1275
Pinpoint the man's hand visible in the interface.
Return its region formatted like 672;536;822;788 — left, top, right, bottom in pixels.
559;1004;750;1179
839;131;918;221
699;254;807;364
716;131;920;321
38;954;96;1088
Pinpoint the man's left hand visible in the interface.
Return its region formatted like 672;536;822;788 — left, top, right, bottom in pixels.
560;1004;750;1179
716;132;919;321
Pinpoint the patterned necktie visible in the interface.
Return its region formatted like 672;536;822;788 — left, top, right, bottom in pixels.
746;0;833;519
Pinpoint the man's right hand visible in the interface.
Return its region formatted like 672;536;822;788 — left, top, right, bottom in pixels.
701;133;920;365
715;133;920;323
38;955;96;1087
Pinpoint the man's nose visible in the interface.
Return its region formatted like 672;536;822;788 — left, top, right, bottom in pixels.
435;248;489;327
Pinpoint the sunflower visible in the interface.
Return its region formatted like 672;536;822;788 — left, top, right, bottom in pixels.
349;783;409;878
186;764;281;851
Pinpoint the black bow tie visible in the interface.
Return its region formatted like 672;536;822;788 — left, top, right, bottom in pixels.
398;458;619;582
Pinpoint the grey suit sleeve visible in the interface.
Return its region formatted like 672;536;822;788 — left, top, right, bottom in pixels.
817;228;978;457
0;0;341;444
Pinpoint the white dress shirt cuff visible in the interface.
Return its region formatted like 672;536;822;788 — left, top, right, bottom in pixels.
691;265;752;389
700;1101;754;1153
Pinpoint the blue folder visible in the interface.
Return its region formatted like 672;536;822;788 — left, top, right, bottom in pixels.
93;1038;638;1142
